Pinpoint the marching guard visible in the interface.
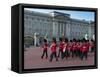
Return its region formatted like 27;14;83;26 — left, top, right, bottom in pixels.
58;38;64;59
80;40;88;60
49;38;58;62
41;39;48;59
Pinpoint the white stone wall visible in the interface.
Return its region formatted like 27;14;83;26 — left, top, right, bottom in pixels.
24;10;95;41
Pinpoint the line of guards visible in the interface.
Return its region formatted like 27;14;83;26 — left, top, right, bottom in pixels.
41;38;95;62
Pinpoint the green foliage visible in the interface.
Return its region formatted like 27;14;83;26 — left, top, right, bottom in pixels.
24;36;33;45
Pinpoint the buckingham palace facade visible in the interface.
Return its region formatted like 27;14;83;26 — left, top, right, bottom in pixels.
24;10;95;45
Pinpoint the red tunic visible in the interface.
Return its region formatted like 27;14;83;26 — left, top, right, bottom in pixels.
70;43;73;51
67;43;71;51
81;45;88;52
86;42;90;51
91;42;95;48
72;44;77;51
50;42;57;53
42;43;48;51
59;42;63;51
77;44;81;51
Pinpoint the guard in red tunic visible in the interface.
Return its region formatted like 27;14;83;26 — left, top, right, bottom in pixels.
80;41;88;60
49;38;58;62
77;41;82;58
69;40;73;57
67;42;70;55
67;40;73;57
58;38;63;58
72;40;77;58
62;38;69;59
76;40;81;57
41;39;48;59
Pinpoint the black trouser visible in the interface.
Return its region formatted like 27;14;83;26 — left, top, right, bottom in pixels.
58;49;61;57
50;52;58;62
91;47;95;52
58;49;64;59
61;51;65;59
76;49;80;57
80;52;88;60
63;50;70;59
72;50;76;58
77;50;81;58
41;50;48;59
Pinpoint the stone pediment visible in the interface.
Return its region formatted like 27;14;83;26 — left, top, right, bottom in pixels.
51;11;70;20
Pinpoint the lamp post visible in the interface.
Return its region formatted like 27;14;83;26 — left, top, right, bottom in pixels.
34;32;37;46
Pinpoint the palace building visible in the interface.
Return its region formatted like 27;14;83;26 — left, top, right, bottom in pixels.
24;10;95;46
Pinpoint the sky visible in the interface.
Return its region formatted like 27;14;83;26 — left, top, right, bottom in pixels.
24;8;95;21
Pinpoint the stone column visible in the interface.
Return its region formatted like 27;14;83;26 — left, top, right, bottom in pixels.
62;23;64;36
66;22;70;40
68;22;70;40
59;22;61;37
52;18;56;37
58;22;60;37
88;23;92;40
